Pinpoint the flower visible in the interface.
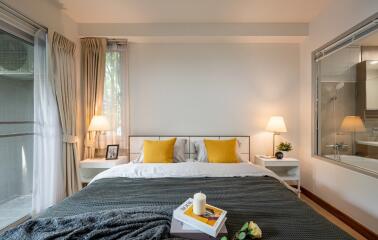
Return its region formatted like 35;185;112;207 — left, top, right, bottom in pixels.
248;221;262;239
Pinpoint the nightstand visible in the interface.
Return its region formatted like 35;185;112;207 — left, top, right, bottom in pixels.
254;155;300;195
80;156;128;184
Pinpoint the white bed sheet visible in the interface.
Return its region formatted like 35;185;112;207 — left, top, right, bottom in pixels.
90;162;284;185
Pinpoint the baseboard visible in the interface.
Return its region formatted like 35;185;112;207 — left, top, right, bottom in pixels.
0;214;31;234
301;187;377;240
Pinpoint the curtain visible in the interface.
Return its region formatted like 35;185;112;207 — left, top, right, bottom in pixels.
81;38;107;159
32;30;64;215
51;32;81;196
101;41;129;153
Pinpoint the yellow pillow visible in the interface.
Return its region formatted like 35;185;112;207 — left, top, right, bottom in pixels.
204;138;239;163
143;138;176;163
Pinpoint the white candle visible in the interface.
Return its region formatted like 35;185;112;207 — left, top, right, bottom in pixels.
193;192;206;215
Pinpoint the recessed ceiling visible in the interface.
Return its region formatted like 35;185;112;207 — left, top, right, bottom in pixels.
58;0;332;23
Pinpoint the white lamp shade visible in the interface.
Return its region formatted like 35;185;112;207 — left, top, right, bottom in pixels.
340;116;366;132
88;115;111;131
266;116;287;133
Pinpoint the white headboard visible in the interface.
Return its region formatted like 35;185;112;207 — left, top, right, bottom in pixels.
128;135;251;162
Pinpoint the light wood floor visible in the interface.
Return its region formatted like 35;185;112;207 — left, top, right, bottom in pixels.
300;195;366;240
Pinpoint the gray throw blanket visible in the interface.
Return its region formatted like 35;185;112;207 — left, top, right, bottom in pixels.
2;177;354;240
0;207;172;240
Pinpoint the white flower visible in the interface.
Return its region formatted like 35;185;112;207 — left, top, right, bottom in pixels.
248;221;262;239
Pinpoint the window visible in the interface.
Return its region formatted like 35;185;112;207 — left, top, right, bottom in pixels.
0;26;34;230
314;18;378;176
102;42;128;152
104;51;122;135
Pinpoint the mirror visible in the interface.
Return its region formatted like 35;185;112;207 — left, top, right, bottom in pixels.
315;29;378;175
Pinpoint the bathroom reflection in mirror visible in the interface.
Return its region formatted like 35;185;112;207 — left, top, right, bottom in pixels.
315;28;378;175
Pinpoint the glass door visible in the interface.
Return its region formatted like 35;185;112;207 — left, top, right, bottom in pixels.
0;29;33;230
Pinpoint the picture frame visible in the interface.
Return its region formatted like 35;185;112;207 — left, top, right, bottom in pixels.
105;144;119;160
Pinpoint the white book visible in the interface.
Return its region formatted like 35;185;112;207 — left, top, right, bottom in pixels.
173;198;227;237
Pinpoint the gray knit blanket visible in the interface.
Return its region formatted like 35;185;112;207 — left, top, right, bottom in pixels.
0;207;172;240
1;177;354;239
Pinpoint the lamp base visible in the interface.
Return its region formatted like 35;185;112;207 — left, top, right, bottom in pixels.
272;132;280;156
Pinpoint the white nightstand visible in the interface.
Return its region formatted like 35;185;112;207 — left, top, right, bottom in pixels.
80;156;128;184
254;155;300;195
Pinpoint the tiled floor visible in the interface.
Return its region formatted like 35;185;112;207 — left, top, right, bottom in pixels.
0;195;31;230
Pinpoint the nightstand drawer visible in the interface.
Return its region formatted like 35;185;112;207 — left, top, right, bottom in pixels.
80;157;127;168
263;160;299;167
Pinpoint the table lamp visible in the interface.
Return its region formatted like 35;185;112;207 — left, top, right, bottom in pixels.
88;115;111;149
340;116;366;154
266;116;287;157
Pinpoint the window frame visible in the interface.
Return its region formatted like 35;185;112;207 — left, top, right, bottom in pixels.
312;13;378;179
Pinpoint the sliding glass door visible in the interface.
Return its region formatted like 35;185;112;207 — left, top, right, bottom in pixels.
0;29;34;229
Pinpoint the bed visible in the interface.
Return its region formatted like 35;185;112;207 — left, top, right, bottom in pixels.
2;136;353;240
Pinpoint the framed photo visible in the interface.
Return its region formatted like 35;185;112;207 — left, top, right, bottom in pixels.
105;144;119;160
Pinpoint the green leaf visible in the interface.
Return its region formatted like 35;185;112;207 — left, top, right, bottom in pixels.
238;231;247;240
240;222;249;231
220;236;228;240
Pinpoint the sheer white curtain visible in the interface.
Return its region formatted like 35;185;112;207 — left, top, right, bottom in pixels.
101;42;129;152
32;30;64;215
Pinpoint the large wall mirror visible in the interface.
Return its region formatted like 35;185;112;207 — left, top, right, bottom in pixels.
314;16;378;176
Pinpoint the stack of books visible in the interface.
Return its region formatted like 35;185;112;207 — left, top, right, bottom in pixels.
171;198;228;240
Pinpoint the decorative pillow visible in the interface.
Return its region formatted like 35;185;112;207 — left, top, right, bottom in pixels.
203;138;239;163
138;138;187;163
143;138;176;163
134;138;187;163
194;139;242;162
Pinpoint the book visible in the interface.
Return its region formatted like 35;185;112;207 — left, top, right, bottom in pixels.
170;217;228;240
173;198;227;237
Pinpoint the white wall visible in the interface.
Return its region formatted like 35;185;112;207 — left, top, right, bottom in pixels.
300;0;378;233
129;43;300;157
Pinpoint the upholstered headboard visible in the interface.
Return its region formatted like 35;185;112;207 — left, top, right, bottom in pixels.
128;135;251;162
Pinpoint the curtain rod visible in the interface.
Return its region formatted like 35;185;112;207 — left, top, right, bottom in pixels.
314;18;378;62
0;2;47;32
107;39;128;44
80;37;128;43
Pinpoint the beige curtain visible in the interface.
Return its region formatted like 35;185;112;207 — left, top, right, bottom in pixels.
81;38;107;159
51;32;81;195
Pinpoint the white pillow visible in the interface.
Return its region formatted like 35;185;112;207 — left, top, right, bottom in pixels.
194;139;242;162
193;140;208;162
133;138;187;163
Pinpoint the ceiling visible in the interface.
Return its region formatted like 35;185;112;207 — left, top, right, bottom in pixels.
57;0;332;23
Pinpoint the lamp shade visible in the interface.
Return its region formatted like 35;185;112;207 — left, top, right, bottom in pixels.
266;116;287;133
88;115;111;131
340;116;366;132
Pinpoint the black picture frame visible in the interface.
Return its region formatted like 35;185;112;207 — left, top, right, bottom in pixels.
105;144;119;160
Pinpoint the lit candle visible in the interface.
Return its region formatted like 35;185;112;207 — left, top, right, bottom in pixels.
193;192;206;215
